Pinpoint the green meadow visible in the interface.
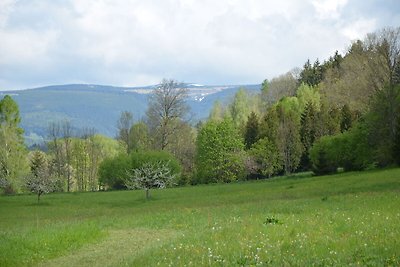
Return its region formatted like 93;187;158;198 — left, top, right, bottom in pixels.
1;169;399;266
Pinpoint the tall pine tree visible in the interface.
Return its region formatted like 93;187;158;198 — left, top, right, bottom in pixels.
244;112;259;150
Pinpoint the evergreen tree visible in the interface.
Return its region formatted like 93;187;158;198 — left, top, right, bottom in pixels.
249;138;282;178
340;104;353;132
259;106;279;142
300;103;317;170
244;112;259;150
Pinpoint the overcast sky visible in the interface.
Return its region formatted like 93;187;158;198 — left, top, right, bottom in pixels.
0;0;399;90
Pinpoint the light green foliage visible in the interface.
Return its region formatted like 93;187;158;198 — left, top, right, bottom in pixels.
99;151;181;190
166;122;196;184
209;101;225;122
196;118;245;183
129;122;150;152
0;95;28;193
228;88;261;131
278;96;301;120
249;138;282;177
229;88;250;129
276;103;303;175
296;83;321;112
53;134;124;192
93;134;125;159
1;169;400;266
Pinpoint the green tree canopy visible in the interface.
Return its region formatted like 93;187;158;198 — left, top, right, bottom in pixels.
196;117;245;183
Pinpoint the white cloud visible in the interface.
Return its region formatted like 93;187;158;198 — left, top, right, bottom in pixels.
311;0;348;20
0;0;398;90
0;0;16;28
341;18;377;40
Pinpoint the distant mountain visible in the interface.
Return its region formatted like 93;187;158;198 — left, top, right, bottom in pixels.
0;83;261;145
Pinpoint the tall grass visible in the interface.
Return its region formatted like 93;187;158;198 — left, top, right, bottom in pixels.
1;168;399;266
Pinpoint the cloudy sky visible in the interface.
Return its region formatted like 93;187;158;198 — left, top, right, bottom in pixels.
0;0;399;90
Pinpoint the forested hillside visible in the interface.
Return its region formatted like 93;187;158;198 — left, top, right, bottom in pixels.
1;84;260;145
0;26;399;195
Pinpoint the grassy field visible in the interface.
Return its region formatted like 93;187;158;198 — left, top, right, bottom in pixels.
1;169;399;266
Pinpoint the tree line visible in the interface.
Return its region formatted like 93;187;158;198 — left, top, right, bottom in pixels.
1;26;399;199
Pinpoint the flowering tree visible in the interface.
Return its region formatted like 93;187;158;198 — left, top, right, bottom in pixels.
25;151;56;203
125;161;175;199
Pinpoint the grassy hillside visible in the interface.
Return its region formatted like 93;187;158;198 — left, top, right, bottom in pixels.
1;169;399;266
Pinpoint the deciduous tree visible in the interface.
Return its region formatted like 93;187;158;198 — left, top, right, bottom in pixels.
196;118;245;183
125;161;176;199
0;95;27;193
146;79;189;150
25;151;55;203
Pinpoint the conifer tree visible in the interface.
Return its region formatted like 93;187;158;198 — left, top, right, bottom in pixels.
340;104;353;132
300;103;317;170
244;112;259;150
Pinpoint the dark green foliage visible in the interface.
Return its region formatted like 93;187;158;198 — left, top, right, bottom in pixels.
364;85;400;166
340;104;353;132
263;216;281;225
300;103;317;170
299;59;324;86
310;138;337;175
244;112;259;150
259;106;279;141
310;123;374;175
98;154;131;189
249;138;282;178
130;151;181;177
394;113;400;165
299;52;342;87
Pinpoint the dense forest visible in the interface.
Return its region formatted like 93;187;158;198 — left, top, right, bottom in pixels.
1;26;399;196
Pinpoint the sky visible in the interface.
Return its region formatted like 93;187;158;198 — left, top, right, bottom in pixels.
0;0;399;90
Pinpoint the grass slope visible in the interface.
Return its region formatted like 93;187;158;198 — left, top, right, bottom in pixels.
1;169;399;266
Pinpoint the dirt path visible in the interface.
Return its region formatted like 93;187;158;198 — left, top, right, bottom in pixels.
40;228;178;267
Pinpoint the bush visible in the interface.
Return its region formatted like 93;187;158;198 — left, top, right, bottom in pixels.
310;123;374;175
98;154;131;189
98;151;181;190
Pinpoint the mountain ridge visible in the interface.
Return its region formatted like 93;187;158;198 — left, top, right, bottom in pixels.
0;83;261;145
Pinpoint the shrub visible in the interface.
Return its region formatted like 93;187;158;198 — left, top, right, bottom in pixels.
98;151;181;190
310;123;374;175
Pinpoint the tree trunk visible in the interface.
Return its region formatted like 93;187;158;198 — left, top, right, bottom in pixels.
145;188;150;199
